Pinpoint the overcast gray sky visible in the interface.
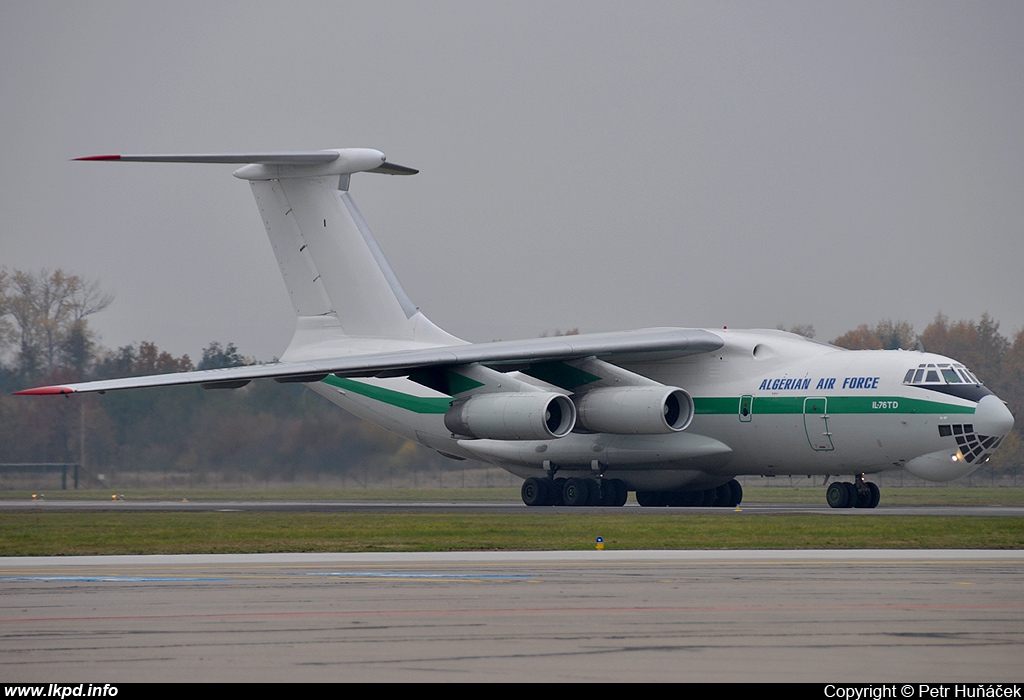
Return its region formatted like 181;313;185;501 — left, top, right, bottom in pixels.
2;1;1022;361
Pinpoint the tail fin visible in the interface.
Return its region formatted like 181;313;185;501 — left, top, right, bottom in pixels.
80;149;461;357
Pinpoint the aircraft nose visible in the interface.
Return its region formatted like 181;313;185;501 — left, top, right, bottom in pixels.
974;394;1014;440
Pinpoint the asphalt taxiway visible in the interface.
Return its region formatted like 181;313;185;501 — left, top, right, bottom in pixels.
4;499;1024;516
2;549;1023;682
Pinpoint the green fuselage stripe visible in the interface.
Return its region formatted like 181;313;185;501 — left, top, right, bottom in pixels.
693;396;974;416
323;376;451;414
521;361;601;390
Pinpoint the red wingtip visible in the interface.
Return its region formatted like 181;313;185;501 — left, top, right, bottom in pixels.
72;155;121;161
13;386;76;396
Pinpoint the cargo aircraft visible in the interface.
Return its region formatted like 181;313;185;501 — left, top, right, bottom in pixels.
17;149;1015;508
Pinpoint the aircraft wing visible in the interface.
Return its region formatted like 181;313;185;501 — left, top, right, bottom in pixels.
14;328;722;396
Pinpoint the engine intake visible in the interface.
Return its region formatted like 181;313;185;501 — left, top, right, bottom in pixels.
575;386;693;434
444;392;576;440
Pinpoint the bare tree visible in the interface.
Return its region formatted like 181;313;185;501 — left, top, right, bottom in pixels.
832;319;914;350
778;323;816;339
1;268;113;378
0;269;16;352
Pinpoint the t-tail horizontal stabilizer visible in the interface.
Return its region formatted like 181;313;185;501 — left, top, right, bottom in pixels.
73;148;454;353
73;149;418;175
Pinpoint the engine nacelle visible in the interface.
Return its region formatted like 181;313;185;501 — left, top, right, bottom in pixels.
444;392;576;440
574;386;693;434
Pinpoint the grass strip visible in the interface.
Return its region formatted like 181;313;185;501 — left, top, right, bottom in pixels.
2;512;1022;556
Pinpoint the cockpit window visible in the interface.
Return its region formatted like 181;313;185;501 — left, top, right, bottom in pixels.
904;362;983;387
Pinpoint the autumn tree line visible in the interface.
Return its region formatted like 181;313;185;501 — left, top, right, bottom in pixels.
1;267;1023;488
786;314;1024;476
0;269;444;488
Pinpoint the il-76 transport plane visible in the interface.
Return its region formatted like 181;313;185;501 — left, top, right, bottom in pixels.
17;149;1014;508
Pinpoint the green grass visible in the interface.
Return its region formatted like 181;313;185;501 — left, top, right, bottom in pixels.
2;511;1022;555
2;486;1022;556
738;486;1024;506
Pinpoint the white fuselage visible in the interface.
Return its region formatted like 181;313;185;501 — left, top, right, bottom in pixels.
309;328;1013;492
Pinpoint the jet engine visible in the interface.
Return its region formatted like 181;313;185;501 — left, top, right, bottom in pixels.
444;392;576;440
574;386;693;434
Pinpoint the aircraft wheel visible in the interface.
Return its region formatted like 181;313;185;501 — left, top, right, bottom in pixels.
667;490;699;507
683;490;705;506
826;482;848;508
714;483;733;507
521;477;550;507
843;482;858;508
551;478;566;506
609;479;628;507
866;482;880;509
563;478;591;507
728;479;743;506
599;479;626;507
635;490;666;507
586;478;603;506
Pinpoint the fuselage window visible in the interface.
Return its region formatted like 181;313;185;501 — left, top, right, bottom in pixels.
941;369;962;383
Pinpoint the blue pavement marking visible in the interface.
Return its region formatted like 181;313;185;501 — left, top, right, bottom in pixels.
302;571;534;580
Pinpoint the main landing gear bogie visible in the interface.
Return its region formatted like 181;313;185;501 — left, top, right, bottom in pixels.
521;476;628;507
521;476;744;508
635;479;743;508
825;478;880;509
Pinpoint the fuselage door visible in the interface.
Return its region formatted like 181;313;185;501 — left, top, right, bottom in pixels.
739;394;753;422
803;397;834;451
